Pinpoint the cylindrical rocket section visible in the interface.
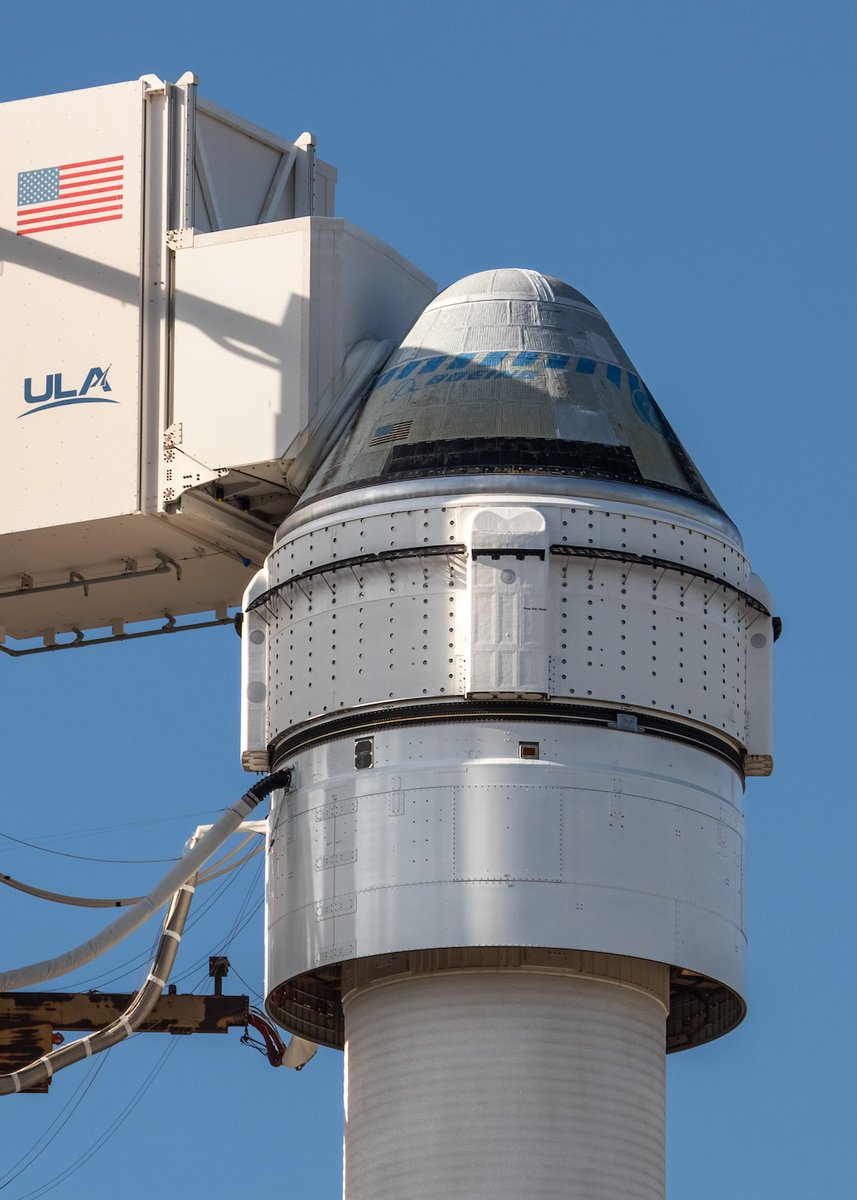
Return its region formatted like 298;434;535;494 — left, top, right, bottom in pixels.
342;957;669;1200
241;268;776;1200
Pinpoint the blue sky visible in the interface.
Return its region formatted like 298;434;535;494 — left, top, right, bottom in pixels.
1;1;854;1196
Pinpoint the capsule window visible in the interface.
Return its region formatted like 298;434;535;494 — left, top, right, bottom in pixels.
519;741;539;760
355;737;374;770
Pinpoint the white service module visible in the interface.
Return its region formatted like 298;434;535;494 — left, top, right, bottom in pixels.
243;269;776;1200
0;75;434;651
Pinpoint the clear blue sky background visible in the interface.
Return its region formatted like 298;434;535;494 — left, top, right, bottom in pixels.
1;1;854;1196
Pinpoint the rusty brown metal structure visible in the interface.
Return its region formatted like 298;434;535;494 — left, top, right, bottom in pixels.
0;991;249;1093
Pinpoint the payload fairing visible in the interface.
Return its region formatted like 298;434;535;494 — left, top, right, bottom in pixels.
242;269;775;1200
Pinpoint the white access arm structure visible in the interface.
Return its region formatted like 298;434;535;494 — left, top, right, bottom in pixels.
0;74;434;652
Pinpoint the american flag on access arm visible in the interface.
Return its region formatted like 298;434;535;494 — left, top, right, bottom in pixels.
16;155;124;236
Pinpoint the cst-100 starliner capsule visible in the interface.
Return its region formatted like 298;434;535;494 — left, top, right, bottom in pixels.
241;268;775;1200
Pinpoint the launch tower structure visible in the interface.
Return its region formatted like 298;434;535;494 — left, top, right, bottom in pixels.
1;75;775;1200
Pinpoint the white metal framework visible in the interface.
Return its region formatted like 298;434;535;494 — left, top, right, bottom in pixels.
0;74;433;651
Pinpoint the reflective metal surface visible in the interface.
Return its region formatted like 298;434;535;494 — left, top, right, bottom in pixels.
278;474;743;546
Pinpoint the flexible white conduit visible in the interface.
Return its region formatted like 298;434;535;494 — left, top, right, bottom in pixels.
0;879;196;1095
0;874;143;908
0;771;290;992
0;832;261;907
0;771;318;1090
196;836;263;884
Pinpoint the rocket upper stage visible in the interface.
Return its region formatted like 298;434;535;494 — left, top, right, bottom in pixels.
302;268;725;521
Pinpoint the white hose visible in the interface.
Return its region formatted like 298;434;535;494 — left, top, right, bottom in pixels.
196;842;263;885
0;873;143;908
0;880;196;1095
0;772;289;992
0;833;263;907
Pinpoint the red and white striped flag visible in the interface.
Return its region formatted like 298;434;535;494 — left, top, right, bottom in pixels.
16;155;124;236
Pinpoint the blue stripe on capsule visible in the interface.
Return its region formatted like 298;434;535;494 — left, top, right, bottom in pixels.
545;354;571;370
575;358;597;374
482;351;510;366
606;364;622;388
446;354;478;371
396;361;421;379
626;371;640;392
419;356;447;373
512;351;539;366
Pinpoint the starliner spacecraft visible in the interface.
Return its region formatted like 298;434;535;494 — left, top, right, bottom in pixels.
242;268;775;1200
0;76;774;1200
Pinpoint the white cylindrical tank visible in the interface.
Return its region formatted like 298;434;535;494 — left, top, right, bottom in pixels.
242;269;776;1198
343;959;668;1200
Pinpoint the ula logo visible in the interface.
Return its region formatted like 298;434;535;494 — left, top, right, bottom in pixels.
20;365;116;417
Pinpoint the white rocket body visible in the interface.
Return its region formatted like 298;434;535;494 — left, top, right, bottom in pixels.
241;270;775;1199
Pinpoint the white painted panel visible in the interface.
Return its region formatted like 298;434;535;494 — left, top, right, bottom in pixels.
744;572;774;762
173;222;309;470
453;786;563;882
195;104;288;229
240;565;270;769
172;218;434;486
264;504;466;732
353;786;455;887
0;80;145;533
468;507;548;695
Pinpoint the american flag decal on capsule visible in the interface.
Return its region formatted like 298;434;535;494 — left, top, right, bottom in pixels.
369;420;413;446
16;155;124;236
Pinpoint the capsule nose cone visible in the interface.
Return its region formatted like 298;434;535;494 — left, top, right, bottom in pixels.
411;268;634;370
435;267;596;307
303;268;726;521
